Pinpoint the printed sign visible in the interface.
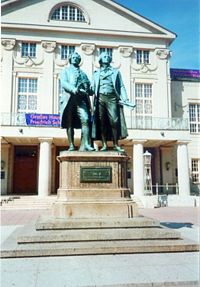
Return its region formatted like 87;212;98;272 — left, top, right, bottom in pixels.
25;113;60;127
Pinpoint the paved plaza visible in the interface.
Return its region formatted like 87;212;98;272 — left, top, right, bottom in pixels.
0;207;199;287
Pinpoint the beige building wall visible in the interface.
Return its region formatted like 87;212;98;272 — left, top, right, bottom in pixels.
171;79;200;194
1;0;199;204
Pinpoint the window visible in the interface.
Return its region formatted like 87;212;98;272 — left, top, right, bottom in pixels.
99;47;113;58
191;159;200;183
61;45;75;60
17;78;38;112
136;50;150;64
21;43;36;58
51;5;85;22
189;104;200;133
135;83;152;128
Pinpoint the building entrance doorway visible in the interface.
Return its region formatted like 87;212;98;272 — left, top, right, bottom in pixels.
13;146;38;195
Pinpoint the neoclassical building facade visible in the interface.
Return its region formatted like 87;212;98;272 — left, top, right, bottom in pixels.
1;0;199;206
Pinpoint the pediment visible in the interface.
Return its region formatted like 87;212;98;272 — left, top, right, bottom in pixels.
2;0;176;41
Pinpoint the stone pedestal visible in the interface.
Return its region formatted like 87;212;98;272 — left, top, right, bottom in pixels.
53;151;138;218
2;152;198;258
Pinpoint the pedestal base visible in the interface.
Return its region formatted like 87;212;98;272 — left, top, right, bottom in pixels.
53;151;138;219
53;200;138;219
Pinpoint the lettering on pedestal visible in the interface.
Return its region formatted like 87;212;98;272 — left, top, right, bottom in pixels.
80;167;112;183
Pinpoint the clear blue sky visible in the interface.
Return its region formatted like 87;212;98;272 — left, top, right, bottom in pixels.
115;0;200;70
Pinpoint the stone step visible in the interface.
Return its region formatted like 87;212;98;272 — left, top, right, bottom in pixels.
35;216;160;230
0;205;53;210
17;226;181;244
0;203;54;210
1;216;199;258
1;238;198;258
0;196;57;210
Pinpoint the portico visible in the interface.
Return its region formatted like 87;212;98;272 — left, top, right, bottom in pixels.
1;130;192;204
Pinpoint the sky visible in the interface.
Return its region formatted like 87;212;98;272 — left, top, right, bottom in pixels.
115;0;200;70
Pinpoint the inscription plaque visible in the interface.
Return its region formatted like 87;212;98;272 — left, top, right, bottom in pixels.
80;167;112;183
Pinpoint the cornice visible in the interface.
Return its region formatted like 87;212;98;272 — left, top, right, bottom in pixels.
1;23;176;41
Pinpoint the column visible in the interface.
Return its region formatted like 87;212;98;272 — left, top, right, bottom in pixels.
133;141;145;197
1;143;11;195
80;43;95;78
155;49;171;118
1;38;16;113
118;46;133;127
118;46;133;98
41;41;56;113
38;138;53;197
177;141;190;196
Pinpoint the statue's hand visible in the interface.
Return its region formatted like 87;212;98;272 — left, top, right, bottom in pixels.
122;98;129;104
73;87;78;94
79;88;87;96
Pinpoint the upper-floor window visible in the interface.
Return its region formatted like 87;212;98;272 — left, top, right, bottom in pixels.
135;83;152;114
17;78;38;112
189;104;200;133
135;83;152;128
61;45;75;60
51;5;85;22
21;42;36;58
191;159;200;184
99;47;113;58
136;50;150;64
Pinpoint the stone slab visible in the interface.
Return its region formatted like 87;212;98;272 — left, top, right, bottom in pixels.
1;237;199;258
17;226;181;244
1;214;199;258
35;215;160;230
58;151;129;161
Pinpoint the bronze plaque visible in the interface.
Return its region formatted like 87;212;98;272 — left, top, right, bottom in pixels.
80;167;112;183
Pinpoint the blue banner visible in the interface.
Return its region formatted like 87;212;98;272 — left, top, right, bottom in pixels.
25;113;60;127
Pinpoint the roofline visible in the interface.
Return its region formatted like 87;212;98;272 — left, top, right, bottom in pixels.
1;0;21;7
1;0;177;43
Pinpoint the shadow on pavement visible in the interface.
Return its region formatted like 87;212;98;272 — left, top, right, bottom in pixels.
161;222;194;229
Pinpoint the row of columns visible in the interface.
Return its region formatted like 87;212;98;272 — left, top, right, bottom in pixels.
37;138;190;198
133;140;190;197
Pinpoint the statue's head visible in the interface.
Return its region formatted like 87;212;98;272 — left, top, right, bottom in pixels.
99;51;112;65
68;52;81;65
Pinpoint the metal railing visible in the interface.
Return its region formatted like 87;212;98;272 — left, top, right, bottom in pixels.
1;112;189;131
126;116;189;130
152;183;179;195
1;113;27;126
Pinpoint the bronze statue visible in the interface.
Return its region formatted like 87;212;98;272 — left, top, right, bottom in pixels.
92;52;130;152
60;52;94;151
